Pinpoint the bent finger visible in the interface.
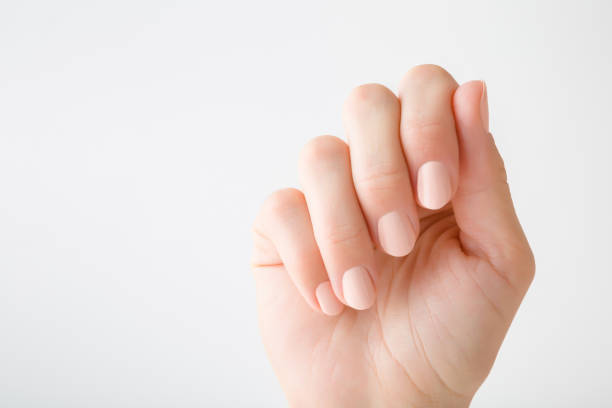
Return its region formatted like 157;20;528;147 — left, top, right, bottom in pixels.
299;136;377;310
398;64;460;210
251;188;344;316
343;84;419;257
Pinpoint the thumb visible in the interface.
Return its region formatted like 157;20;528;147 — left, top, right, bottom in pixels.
452;81;534;291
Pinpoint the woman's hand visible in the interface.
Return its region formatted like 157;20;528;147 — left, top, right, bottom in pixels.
251;65;534;407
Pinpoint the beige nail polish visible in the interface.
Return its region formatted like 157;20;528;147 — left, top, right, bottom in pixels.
378;211;416;257
481;81;489;132
417;161;452;210
315;281;344;316
342;266;375;310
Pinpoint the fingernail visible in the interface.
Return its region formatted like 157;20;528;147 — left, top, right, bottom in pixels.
378;211;417;257
342;266;376;310
417;161;452;210
480;81;489;132
315;281;344;316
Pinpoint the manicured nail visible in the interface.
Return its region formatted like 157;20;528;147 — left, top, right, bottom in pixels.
378;211;417;257
315;281;344;316
342;266;375;310
417;161;452;210
480;81;489;132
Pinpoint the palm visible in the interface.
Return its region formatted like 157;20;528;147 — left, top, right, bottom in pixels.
255;208;520;407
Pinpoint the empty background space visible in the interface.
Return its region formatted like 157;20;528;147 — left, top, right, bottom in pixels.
1;0;610;406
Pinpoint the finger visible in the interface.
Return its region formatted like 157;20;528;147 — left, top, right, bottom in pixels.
452;80;535;289
398;64;460;210
342;84;419;257
298;135;377;310
251;188;345;316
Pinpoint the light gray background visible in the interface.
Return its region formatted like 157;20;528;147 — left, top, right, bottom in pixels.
1;0;610;406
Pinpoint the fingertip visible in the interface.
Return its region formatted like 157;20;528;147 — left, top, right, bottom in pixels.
342;266;376;310
417;161;453;210
315;281;345;316
453;80;487;130
377;211;417;257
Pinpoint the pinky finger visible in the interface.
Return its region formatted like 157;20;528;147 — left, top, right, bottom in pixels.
251;188;344;316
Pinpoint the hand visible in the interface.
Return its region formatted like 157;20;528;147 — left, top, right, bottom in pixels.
251;65;534;407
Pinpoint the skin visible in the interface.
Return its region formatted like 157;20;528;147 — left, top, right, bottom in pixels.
251;65;535;407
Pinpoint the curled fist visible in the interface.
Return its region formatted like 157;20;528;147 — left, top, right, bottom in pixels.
251;65;534;408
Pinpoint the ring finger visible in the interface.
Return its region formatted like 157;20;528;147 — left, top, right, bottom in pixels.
298;135;377;310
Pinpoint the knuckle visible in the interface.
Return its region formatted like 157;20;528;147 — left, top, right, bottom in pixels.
322;222;367;246
343;83;398;118
500;240;536;291
299;135;348;170
354;162;406;192
492;143;509;183
401;64;454;87
401;119;455;158
252;189;304;269
524;245;536;284
402;118;448;139
260;188;305;224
